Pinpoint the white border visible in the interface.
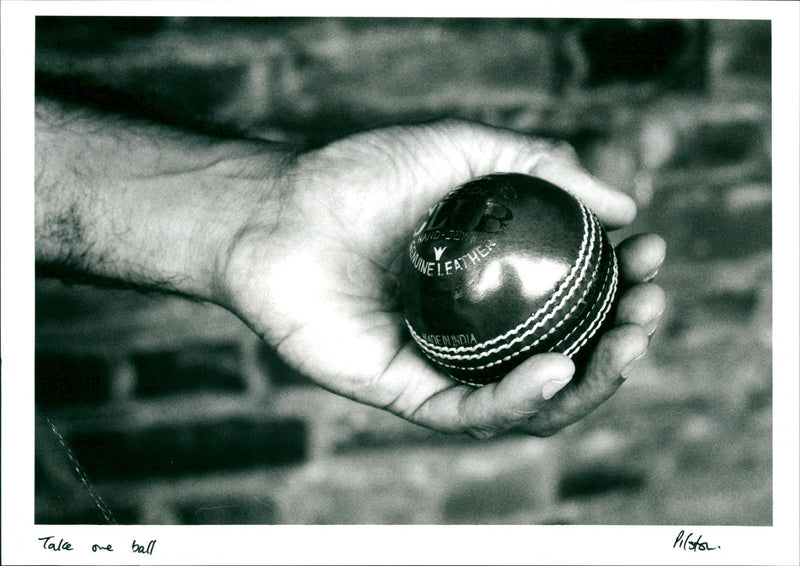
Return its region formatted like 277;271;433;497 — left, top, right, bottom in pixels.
3;1;798;565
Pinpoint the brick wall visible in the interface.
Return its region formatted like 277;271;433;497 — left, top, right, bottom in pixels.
34;18;771;525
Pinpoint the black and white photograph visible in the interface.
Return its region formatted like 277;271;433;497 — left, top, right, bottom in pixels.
2;2;799;565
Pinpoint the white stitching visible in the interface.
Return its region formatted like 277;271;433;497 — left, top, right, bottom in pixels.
410;210;601;363
448;374;487;387
553;240;613;352
418;219;607;372
409;201;592;353
409;201;594;355
562;248;618;357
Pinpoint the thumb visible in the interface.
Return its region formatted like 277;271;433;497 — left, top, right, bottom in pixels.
440;121;637;229
425;353;577;438
471;353;576;429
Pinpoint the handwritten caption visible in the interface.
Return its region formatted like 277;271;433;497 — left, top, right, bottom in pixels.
39;536;156;556
673;530;719;552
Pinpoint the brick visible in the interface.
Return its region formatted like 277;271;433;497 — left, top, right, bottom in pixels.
36;498;138;525
575;20;707;90
257;343;313;387
120;64;255;128
708;20;771;94
638;100;769;172
36;16;167;53
132;343;248;398
37;280;270;402
555;427;646;500
273;437;558;524
443;465;556;523
37;17;560;142
651;251;772;360
641;183;770;260
36;353;111;408
440;439;559;524
36;282;252;356
269;386;471;460
67;417;307;480
274;452;443;523
558;466;646;499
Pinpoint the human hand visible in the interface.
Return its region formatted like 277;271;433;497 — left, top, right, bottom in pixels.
220;120;666;437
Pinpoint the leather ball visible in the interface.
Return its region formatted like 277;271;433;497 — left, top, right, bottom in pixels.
400;173;618;386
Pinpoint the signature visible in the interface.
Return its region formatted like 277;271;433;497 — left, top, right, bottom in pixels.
674;530;720;551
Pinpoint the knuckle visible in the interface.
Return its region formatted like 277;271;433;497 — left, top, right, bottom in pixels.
549;140;579;161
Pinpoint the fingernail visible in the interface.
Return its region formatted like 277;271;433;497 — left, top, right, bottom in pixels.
621;350;647;380
644;305;666;336
542;376;573;400
644;319;659;336
643;267;660;282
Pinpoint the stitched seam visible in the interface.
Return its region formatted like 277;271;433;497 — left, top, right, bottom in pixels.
409;201;594;355
553;240;614;352
412;210;601;363
561;249;618;357
419;218;606;371
410;201;591;353
448;374;487;387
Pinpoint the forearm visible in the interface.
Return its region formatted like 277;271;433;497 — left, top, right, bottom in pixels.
35;97;290;303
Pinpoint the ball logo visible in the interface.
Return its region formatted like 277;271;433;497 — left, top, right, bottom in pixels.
423;195;513;236
474;200;513;233
413;195;513;240
409;192;511;278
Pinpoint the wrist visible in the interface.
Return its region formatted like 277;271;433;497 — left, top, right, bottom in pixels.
202;144;290;307
155;139;289;304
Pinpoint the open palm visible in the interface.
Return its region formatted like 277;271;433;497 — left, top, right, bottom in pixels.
222;120;666;437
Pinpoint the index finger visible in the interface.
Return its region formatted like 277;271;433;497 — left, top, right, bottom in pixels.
530;156;637;229
426;121;637;229
519;324;649;436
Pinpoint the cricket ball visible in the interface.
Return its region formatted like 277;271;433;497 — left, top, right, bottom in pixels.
400;173;619;386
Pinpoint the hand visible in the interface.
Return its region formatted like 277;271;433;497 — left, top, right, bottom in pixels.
220;120;667;438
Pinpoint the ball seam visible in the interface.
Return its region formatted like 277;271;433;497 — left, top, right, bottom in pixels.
416;214;607;370
560;243;619;357
411;209;601;363
408;201;595;355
